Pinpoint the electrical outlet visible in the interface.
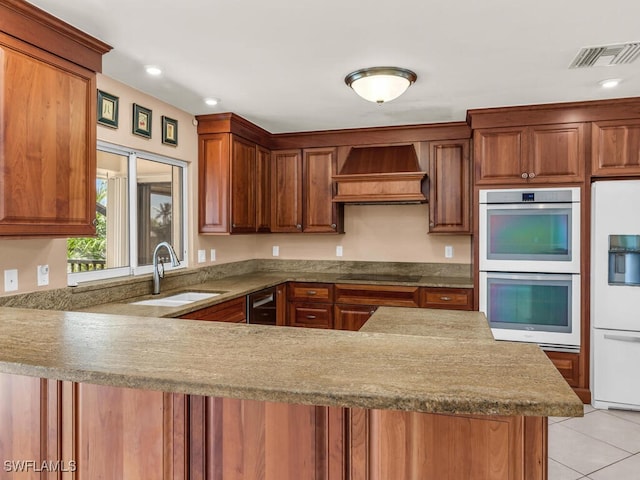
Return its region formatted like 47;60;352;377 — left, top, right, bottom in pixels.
4;269;18;292
336;245;343;257
272;246;280;257
37;265;49;286
197;250;206;263
210;249;216;262
445;245;454;258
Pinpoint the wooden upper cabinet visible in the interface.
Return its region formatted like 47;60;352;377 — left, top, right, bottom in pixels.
303;148;343;233
199;133;231;233
428;139;471;233
230;136;257;233
0;36;100;236
474;123;585;185
199;133;270;234
271;149;304;232
592;119;640;176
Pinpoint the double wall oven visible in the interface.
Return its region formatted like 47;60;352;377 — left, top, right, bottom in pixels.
479;187;581;351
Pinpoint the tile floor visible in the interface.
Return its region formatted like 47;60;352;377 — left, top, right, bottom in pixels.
549;405;640;479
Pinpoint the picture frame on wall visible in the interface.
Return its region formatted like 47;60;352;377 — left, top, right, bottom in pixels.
132;103;152;138
162;116;178;146
97;90;119;128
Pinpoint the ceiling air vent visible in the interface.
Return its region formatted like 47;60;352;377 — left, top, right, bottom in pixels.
569;42;640;68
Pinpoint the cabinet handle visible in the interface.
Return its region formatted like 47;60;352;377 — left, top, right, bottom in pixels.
370;310;376;315
232;223;236;228
306;315;317;319
429;222;435;227
331;223;337;229
528;172;536;179
307;290;317;295
92;218;98;226
521;173;529;179
439;296;452;301
296;224;302;230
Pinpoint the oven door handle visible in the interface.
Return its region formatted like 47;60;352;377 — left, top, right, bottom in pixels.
252;294;274;308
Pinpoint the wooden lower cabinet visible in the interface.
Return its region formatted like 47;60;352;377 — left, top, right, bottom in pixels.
180;297;247;323
0;373;548;480
334;304;377;331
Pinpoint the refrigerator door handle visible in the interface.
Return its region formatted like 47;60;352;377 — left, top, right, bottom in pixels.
604;333;640;343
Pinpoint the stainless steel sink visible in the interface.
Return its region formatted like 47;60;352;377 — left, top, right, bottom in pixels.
130;291;223;307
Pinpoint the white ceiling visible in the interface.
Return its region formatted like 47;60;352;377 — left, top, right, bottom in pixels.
27;0;640;133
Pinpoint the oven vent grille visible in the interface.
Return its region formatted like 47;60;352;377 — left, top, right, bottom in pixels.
569;42;640;68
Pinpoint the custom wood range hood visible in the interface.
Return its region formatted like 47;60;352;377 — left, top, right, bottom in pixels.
332;144;427;203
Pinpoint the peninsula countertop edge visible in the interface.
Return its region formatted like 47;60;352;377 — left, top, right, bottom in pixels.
0;306;583;418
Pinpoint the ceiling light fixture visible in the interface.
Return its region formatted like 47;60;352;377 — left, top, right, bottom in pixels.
204;97;219;106
145;65;162;76
345;67;417;104
599;78;621;89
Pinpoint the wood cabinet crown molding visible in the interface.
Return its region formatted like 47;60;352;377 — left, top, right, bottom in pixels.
0;0;112;72
467;96;640;129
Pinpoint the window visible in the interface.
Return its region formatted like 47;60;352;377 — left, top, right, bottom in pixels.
67;141;188;283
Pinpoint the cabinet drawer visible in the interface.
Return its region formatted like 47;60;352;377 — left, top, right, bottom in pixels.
420;288;473;310
288;282;334;302
545;351;580;388
334;284;420;307
180;297;246;323
289;303;333;329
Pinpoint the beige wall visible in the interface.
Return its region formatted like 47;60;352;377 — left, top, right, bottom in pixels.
0;75;471;296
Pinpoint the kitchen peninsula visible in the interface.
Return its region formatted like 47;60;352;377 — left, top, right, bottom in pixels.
0;300;582;479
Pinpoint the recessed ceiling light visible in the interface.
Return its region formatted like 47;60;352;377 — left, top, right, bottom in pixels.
204;98;219;106
145;65;162;76
599;78;621;89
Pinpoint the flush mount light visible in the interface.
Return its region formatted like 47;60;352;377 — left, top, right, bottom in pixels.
599;78;621;89
345;67;417;104
145;65;162;76
204;97;219;106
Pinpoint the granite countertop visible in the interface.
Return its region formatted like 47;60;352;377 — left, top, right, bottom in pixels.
0;306;583;417
78;271;473;318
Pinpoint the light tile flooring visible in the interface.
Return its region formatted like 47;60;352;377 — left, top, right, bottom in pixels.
549;405;640;479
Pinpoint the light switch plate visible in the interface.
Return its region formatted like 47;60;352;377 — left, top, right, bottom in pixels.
210;249;216;262
4;269;18;292
197;250;206;263
336;245;343;257
37;265;49;286
445;245;454;258
272;246;280;257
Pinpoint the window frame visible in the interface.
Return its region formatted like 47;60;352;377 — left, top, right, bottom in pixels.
67;141;189;285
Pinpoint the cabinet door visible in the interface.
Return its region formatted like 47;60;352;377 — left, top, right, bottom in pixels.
0;374;63;475
473;127;527;185
256;146;272;232
74;383;187;479
0;40;96;236
199;133;230;233
428;140;471;233
529;123;584;182
545;350;580;388
592;120;640;176
189;397;343;480
230;136;257;233
303;148;342;233
180;297;247;323
334;304;377;331
271;150;303;232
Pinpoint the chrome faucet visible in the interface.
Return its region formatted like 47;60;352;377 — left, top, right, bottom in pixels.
152;241;180;295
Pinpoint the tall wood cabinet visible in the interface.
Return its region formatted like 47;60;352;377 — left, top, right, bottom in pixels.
427;139;471;233
0;1;110;236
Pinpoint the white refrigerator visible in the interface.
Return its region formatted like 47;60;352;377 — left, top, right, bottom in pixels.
592;180;640;411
